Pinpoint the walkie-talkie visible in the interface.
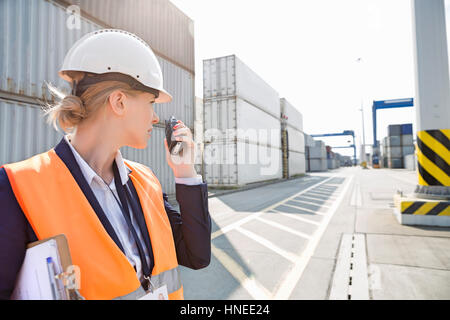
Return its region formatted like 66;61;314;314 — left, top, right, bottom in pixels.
165;116;183;155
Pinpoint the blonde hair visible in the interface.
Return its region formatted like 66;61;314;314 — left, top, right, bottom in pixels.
42;71;142;133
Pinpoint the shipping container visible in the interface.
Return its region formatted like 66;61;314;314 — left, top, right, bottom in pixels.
203;97;280;149
327;158;337;170
401;123;413;135
286;126;305;154
288;150;306;176
194;97;204;176
280;98;303;132
304;133;315;148
63;0;195;74
402;145;415;155
0;99;63;165
203;141;282;186
388;124;402;136
0;0;195;128
236;98;281;148
308;158;327;172
388;157;403;169
308;140;326;159
401;134;414;146
404;154;416;171
203;55;280;120
386;146;403;158
387;136;401;147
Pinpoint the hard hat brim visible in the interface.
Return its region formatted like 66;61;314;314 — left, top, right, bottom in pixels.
155;88;173;104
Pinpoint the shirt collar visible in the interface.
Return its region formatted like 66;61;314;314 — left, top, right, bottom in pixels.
64;135;130;186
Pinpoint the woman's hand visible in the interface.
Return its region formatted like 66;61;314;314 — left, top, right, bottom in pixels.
163;120;198;178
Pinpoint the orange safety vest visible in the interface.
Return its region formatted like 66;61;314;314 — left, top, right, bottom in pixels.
2;148;184;300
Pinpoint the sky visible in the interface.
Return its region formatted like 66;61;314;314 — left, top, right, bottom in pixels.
170;0;447;158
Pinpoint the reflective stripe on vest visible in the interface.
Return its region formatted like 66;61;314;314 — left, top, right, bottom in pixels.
2;149;184;300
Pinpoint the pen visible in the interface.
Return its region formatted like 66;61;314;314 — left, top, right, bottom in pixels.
46;257;60;300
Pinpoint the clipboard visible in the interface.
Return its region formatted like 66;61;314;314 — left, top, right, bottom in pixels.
27;234;73;272
12;234;84;300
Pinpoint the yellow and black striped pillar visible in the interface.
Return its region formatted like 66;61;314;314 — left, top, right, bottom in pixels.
416;129;450;187
281;129;289;179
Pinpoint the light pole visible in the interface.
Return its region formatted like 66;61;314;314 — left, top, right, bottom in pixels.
356;57;365;164
359;105;366;164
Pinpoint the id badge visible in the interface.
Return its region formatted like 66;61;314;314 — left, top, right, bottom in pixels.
139;285;169;300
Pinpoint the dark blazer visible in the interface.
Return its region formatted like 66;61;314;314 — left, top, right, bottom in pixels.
0;137;211;299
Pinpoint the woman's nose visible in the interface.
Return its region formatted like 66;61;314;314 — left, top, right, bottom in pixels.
153;111;159;124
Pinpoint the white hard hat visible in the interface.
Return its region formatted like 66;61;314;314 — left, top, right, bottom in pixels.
58;29;172;103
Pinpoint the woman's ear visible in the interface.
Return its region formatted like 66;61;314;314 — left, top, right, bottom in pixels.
108;90;127;117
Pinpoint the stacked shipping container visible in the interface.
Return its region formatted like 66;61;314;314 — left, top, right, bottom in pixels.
203;55;282;186
304;133;315;172
0;0;195;196
307;140;327;172
383;124;415;169
280;98;305;178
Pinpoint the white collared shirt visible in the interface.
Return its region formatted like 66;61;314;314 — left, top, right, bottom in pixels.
64;135;202;282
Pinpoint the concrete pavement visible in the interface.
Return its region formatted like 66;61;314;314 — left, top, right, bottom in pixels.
175;167;450;300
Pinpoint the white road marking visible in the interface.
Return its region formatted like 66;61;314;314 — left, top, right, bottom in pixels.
272;211;322;226
349;183;362;207
273;175;354;300
262;177;335;212
236;226;298;263
288;198;331;209
305;192;338;200
256;216;312;240
279;202;327;216
211;244;271;299
211;177;334;240
296;194;334;205
306;190;337;197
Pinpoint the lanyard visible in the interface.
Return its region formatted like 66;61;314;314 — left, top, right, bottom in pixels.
100;161;153;289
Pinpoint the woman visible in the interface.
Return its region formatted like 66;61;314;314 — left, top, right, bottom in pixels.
0;29;211;300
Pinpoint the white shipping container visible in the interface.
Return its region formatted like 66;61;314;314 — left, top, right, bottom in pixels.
401;134;414;146
327;158;338;170
236;98;281;149
387;146;402;158
203;55;280;120
308;143;326;159
280;98;303;132
0;100;63;165
204;97;281;148
402;145;415;155
203;141;282;186
304;134;315;147
404;154;416;171
288;151;306;176
387;136;401;147
308;158;327;172
286;126;305;154
63;0;195;74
